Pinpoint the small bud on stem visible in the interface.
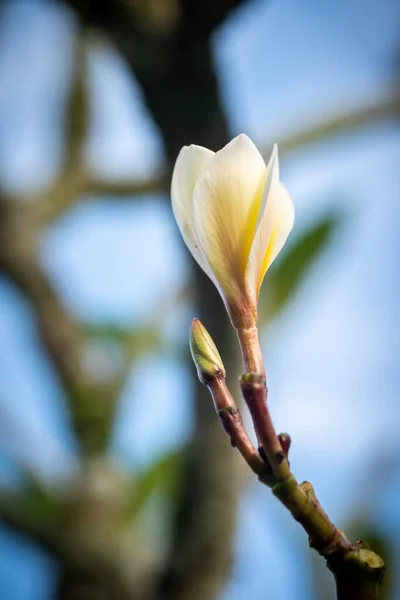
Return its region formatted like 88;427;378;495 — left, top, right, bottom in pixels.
189;319;265;475
190;318;225;384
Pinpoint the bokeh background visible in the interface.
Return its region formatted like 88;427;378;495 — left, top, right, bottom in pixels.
0;0;399;599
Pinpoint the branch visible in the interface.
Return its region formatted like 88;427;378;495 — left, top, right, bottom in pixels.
36;90;399;223
26;29;167;225
271;91;400;156
208;377;265;475
240;373;290;479
211;326;384;599
35;29;88;221
37;172;168;224
200;363;384;598
0;196;121;455
0;31;133;455
190;317;384;598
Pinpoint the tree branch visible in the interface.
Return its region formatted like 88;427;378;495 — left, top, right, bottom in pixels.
36;171;168;223
0;196;120;455
212;327;384;599
36;89;399;222
271;91;400;156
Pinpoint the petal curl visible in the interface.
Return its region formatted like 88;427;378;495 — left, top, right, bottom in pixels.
192;134;267;303
171;144;215;277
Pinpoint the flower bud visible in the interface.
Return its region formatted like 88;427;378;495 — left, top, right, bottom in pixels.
189;318;225;384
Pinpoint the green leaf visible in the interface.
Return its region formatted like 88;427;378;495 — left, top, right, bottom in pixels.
127;449;184;519
83;323;164;365
0;468;64;554
21;469;63;526
259;212;341;324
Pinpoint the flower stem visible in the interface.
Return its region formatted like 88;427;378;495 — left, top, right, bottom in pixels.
235;326;264;376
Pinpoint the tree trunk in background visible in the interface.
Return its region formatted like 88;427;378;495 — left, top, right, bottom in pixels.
56;565;139;600
57;568;108;600
58;2;247;600
115;27;245;600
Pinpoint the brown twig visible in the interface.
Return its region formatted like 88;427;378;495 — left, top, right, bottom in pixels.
235;327;384;599
206;376;266;476
194;318;385;599
240;373;290;480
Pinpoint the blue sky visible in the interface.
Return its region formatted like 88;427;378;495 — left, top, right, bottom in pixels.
0;0;399;598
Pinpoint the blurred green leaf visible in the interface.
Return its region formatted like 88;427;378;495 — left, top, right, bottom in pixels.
0;469;64;555
83;323;163;364
127;449;184;520
20;469;64;526
259;212;341;324
0;406;63;527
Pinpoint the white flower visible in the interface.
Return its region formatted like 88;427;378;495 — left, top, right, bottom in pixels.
171;134;294;326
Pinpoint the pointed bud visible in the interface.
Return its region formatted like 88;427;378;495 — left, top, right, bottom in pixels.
190;318;225;384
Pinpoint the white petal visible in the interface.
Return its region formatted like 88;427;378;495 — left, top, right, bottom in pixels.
192;134;267;303
264;182;295;270
171;144;215;277
245;144;280;298
252;180;295;297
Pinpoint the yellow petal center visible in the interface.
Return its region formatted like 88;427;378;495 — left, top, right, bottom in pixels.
240;172;267;279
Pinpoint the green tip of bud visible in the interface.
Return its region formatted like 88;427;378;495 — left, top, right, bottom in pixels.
189;318;226;384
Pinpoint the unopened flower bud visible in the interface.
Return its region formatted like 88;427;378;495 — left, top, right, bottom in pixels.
189;318;225;384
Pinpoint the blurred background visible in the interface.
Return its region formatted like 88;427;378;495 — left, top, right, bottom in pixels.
0;0;399;598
